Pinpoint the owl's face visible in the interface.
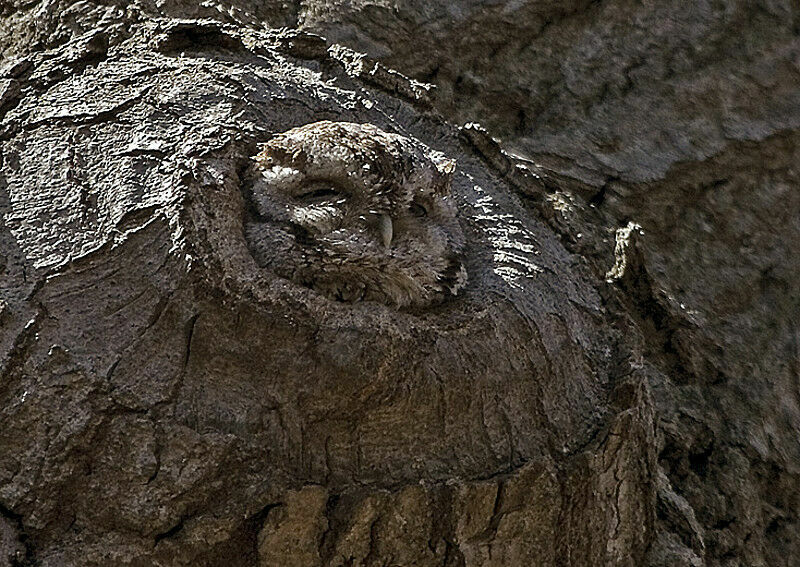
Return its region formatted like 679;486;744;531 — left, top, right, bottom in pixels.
244;121;467;307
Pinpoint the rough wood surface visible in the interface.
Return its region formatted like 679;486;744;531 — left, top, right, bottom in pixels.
1;1;797;566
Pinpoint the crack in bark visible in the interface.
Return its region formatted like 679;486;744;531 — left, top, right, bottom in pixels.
23;85;152;130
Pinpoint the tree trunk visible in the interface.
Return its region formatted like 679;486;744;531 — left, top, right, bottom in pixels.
0;2;796;566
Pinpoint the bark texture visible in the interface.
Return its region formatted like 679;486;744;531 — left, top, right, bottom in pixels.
0;1;797;566
297;2;800;566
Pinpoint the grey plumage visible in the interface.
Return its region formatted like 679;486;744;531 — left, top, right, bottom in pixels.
244;121;467;307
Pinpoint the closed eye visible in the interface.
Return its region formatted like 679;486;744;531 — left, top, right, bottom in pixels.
294;179;351;206
297;187;341;201
409;201;428;217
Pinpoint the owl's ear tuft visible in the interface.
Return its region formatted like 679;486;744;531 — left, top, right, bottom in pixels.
261;141;309;170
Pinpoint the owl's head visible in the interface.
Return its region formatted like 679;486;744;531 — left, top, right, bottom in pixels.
244;121;467;307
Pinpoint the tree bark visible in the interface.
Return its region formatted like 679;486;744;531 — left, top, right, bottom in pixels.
1;2;796;566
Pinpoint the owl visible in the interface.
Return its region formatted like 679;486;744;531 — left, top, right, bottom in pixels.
244;121;467;308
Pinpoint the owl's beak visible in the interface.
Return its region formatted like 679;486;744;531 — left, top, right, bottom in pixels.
378;214;393;249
